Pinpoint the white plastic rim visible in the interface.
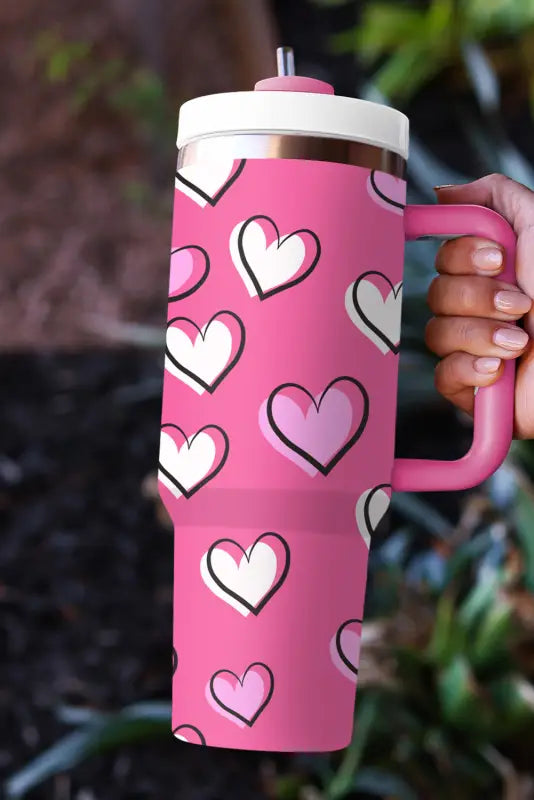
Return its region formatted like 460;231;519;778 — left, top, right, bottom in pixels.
176;91;410;160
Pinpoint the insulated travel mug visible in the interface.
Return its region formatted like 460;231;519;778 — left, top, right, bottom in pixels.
160;47;517;752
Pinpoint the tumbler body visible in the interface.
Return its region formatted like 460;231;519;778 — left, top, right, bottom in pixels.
161;139;406;751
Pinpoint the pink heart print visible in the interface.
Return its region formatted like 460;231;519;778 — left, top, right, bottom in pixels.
367;169;406;215
173;724;206;746
230;214;321;299
330;619;362;683
262;377;369;475
208;662;274;728
158;423;229;499
165;310;246;395
169;245;210;301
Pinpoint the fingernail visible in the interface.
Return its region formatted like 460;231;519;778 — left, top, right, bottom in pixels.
472;246;503;272
433;184;456;191
494;290;532;314
493;327;529;350
475;357;501;374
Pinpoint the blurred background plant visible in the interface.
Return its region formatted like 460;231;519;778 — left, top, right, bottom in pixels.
316;0;534;105
3;1;534;799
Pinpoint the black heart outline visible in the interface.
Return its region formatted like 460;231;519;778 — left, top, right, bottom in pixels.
351;270;402;355
206;532;290;616
173;724;206;746
363;483;391;540
175;159;246;207
168;245;210;303
266;376;370;476
159;423;229;499
236;214;321;300
369;169;406;210
210;662;274;727
335;618;363;677
172;647;178;675
166;310;245;394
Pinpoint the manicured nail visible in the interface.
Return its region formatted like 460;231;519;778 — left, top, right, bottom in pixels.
493;327;529;350
494;290;532;314
472;246;503;272
475;357;501;374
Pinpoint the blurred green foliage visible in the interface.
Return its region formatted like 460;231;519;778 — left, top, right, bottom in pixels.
316;0;534;104
34;27;176;145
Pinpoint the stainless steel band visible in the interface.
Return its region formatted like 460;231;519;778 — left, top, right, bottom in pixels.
177;133;406;178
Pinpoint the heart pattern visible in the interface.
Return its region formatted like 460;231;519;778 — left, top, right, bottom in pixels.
355;484;391;548
168;245;210;302
346;271;403;355
165;311;245;395
367;169;406;215
166;158;406;747
230;214;321;299
330;619;362;682
173;724;206;746
175;158;246;208
158;423;229;499
208;662;274;727
201;533;290;617
264;377;369;475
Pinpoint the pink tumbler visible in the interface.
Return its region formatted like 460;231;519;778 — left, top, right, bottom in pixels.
160;47;517;752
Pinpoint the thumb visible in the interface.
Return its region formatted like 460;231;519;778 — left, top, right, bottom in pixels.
434;175;534;310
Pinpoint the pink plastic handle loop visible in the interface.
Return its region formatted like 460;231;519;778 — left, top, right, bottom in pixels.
392;203;517;492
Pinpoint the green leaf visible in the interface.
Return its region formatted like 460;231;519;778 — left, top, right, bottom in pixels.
351;767;418;800
488;675;534;733
371;43;444;101
326;693;380;799
5;703;172;798
5;728;104;799
427;593;466;666
461;40;500;113
464;0;534;37
515;486;534;591
438;655;492;734
445;530;495;584
468;599;513;671
390;493;451;540
274;774;302;799
46;41;91;82
332;5;425;60
457;572;501;631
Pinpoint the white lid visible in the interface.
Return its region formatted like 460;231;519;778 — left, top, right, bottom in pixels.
176;90;409;160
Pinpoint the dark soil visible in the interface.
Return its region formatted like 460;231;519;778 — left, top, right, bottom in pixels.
0;352;273;798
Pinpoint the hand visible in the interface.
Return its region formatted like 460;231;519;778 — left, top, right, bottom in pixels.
426;174;534;438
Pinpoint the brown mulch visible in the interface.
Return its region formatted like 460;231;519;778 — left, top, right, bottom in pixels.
0;0;277;350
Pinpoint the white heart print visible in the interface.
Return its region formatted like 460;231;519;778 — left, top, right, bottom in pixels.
230;216;320;298
165;314;243;395
158;426;228;499
346;273;402;355
355;485;391;548
175;158;241;208
201;541;278;617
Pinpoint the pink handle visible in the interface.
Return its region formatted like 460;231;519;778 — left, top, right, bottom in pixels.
392;203;517;492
